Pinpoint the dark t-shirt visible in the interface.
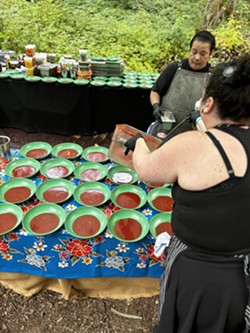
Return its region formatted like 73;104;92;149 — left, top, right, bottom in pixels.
152;58;211;97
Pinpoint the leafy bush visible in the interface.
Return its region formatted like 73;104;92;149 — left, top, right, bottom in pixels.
0;0;249;72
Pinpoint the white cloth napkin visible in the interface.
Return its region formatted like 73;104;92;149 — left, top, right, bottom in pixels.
154;232;171;257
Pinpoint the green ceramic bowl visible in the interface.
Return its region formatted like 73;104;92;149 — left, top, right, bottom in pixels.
36;179;75;204
41;77;58;83
57;78;73;84
111;184;147;210
90;80;106;87
5;158;41;178
22;203;66;235
74;181;110;206
73;79;89;86
147;187;173;212
149;212;172;238
107;165;139;185
0;203;24;235
82;146;109;163
108;209;149;242
74;162;108;182
40;158;75;179
20;142;52;160
64;206;107;239
0;178;36;204
25;76;41;83
52;142;83;160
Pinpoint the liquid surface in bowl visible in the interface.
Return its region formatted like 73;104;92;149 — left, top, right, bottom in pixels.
155;222;172;236
26;149;48;158
12;166;36;178
80;169;102;181
152;196;174;212
114;218;142;240
4;187;31;203
0;213;17;233
43;187;69;203
46;166;69;178
116;192;140;209
30;213;59;233
87;152;107;162
72;215;100;237
112;172;133;184
80;190;105;206
58;149;78;158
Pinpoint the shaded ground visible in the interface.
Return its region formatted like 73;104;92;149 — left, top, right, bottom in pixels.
0;128;159;333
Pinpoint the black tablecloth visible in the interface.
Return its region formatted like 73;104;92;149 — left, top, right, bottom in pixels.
0;78;154;135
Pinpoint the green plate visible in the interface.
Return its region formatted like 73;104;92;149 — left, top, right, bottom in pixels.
0;72;10;79
5;158;41;178
122;83;138;89
25;76;41;83
0;178;36;204
93;76;108;81
0;203;24;235
147;187;173;212
90;80;106;87
51;142;83;160
107;81;122;87
73;79;89;86
64;206;107;239
107;165;139;184
108;209;149;242
36;179;75;204
74;162;108;182
10;74;25;80
138;83;153;89
40;158;75;179
57;78;73;84
108;77;123;81
74;181;110;206
20;142;52;160
41;77;58;83
22;203;66;236
82;146;109;163
91;56;106;61
149;212;172;239
111;184;147;209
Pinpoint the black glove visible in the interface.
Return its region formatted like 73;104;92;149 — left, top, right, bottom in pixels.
124;133;143;156
186;110;201;126
152;103;163;123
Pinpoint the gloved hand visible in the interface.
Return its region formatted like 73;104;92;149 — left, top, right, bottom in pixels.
124;133;143;156
152;103;163;123
187;110;201;126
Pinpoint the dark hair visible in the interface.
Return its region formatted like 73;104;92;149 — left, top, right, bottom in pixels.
190;30;216;53
202;55;250;121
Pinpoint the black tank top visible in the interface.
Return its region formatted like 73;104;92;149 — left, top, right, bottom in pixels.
172;125;250;255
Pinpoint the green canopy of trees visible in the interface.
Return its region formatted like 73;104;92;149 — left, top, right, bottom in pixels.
0;0;249;72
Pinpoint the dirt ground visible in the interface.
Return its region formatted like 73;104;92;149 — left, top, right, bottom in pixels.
0;128;159;333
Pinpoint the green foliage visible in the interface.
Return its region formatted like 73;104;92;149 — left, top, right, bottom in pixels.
0;0;249;72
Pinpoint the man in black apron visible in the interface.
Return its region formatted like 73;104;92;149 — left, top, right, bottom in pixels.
149;30;216;139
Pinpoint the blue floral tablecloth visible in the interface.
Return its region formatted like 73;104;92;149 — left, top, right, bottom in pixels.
0;149;165;280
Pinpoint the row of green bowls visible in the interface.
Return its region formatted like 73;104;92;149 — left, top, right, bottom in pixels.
0;201;172;242
0;177;172;211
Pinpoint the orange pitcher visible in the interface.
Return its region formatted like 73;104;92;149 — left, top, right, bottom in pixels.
108;124;162;170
